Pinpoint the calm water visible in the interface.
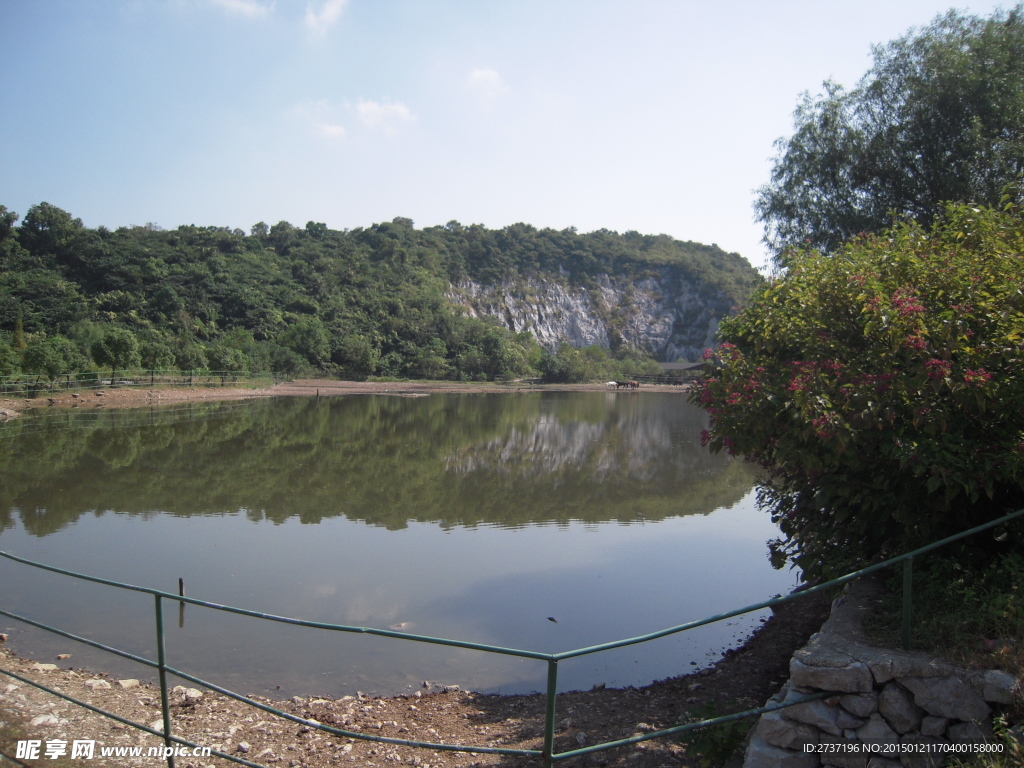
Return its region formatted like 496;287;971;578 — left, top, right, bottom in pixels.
0;392;798;697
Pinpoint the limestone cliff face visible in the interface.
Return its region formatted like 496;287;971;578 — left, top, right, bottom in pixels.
448;266;736;362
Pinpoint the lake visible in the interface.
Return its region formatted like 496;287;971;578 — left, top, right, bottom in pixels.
0;391;799;697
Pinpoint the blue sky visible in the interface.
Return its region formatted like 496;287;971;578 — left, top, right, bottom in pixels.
0;0;1010;271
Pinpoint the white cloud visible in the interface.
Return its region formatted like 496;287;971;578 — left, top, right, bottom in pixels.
467;67;506;101
356;99;416;135
316;122;347;140
292;100;347;141
208;0;274;18
305;0;347;35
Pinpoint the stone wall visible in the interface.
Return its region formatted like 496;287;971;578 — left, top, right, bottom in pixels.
743;577;1020;768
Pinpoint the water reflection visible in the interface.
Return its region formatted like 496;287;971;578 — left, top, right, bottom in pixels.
0;393;791;696
0;393;753;533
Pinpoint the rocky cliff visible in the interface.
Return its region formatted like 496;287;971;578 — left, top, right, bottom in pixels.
448;264;738;362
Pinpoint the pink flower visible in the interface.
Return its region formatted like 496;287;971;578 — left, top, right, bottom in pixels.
925;359;952;380
963;368;992;387
892;289;925;317
904;335;927;350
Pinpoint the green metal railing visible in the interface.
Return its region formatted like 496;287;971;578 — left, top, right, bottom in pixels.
2;507;1023;767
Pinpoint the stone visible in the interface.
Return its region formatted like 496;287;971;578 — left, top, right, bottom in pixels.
791;658;874;694
782;696;844;737
897;733;945;768
818;735;868;768
840;694;878;719
947;721;990;745
919;717;948;738
30;663;58;671
866;759;902;768
237;741;251;754
84;678;111;690
980;669;1018;704
757;710;819;750
899;676;990;722
836;710;868;731
0;633;8;643
864;652;953;686
149;719;164;733
30;715;60;727
744;734;820;768
878;682;924;734
856;714;899;749
117;679;140;689
56;654;71;660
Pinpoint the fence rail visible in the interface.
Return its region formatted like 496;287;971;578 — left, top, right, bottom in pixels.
3;507;1023;767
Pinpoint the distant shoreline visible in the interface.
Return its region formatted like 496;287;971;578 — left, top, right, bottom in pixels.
0;378;692;419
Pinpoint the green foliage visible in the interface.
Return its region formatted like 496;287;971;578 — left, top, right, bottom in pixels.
756;5;1024;257
175;340;208;372
678;703;752;767
90;327;141;373
206;341;247;372
539;344;596;383
278;317;330;368
0;335;22;376
693;201;1024;577
139;339;176;370
0;203;759;380
22;335;87;380
868;548;1024;659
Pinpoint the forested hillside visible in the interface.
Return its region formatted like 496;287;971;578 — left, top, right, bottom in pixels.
0;202;761;381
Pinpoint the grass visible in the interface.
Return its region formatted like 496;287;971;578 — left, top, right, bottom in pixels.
863;546;1024;767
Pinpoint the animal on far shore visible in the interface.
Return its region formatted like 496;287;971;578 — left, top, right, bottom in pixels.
605;381;617;389
613;381;640;391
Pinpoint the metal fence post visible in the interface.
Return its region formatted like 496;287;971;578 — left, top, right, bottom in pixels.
901;556;913;650
154;595;176;768
543;659;558;767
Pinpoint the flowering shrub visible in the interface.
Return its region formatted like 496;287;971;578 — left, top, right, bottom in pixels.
692;200;1024;576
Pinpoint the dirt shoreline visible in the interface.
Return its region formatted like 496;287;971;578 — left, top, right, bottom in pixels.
0;379;692;421
0;590;831;768
1;379;830;767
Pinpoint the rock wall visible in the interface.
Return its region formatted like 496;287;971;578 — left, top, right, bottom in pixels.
744;578;1020;768
448;267;735;362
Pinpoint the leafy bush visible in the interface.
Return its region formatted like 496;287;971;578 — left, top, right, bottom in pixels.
693;200;1024;577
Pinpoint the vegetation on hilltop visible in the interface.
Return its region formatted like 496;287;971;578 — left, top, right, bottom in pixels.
756;4;1024;259
0;203;759;382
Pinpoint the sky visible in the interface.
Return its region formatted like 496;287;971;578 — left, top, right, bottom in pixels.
0;0;1013;272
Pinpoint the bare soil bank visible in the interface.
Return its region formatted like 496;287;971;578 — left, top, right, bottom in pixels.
0;379;690;421
0;592;830;768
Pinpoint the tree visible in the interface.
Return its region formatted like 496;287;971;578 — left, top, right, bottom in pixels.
756;6;1024;258
22;335;86;380
90;328;141;375
18;202;83;258
140;339;176;370
0;336;20;376
693;200;1024;577
279;317;329;367
175;341;208;373
206;342;247;372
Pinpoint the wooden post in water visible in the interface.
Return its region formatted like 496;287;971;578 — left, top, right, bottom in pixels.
178;578;185;629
